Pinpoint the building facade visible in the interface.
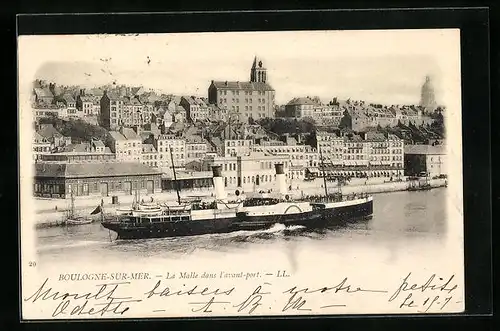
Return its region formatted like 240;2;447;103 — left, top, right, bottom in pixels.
100;91;125;130
34;162;162;199
107;127;142;162
208;151;289;191
404;144;446;177
208;57;276;121
284;97;317;119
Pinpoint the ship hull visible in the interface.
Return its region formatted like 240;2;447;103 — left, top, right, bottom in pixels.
234;210;324;231
101;199;374;240
322;199;373;224
102;217;236;240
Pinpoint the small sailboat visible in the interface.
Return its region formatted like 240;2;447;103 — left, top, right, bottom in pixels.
408;174;432;191
64;191;93;225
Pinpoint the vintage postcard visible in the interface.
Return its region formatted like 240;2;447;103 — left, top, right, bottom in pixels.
19;29;464;320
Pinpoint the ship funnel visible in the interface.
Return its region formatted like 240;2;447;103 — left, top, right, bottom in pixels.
275;163;287;196
212;165;227;200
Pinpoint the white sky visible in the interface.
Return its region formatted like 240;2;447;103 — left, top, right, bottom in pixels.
18;29;460;105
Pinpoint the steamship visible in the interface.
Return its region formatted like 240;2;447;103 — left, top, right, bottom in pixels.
100;145;373;239
101;163;373;239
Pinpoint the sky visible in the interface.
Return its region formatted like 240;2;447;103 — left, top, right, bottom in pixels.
18;29;461;105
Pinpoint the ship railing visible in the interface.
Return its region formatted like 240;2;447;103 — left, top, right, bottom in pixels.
305;192;370;203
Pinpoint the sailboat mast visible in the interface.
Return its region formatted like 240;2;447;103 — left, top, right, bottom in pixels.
70;190;75;218
169;145;182;205
319;146;329;197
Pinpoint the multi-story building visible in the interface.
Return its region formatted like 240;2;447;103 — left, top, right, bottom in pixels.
284;97;317;119
40;140;115;163
122;97;144;127
343;134;369;167
185;135;209;164
253;138;318;179
404;144;446;177
364;132;404;168
107;127;142;162
180;96;210;123
152;134;186;173
223;139;253;157
100;91;126;130
208;104;227;122
32;104;62;120
316;131;345;165
208;57;275;121
36;124;71;148
33;131;52;161
33;87;54;105
141;144;159;168
313;104;344;126
76;90;98;116
142;103;154;125
208;151;289;191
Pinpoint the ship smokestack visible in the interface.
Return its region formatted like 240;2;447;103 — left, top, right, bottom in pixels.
275;163;287;196
212;165;227;200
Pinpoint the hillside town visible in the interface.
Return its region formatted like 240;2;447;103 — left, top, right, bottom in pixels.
31;57;446;201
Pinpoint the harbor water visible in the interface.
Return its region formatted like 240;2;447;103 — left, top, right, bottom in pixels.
35;189;451;268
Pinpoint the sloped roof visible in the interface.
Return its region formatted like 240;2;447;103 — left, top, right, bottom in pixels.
211;81;274;91
35;162;161;179
88;88;104;96
37;124;63;139
286;97;318;106
62;94;75;103
404;144;446;155
131;87;143;95
33;131;48;142
34;88;53;98
120;127;139;140
109;131;126;141
80;95;96;102
365;132;386;141
62;143;91;153
182;96;196;105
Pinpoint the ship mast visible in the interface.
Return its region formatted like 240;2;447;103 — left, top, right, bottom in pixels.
70;190;75;218
169;145;182;205
319;146;329;197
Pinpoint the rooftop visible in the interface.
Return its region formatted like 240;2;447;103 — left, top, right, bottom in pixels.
108;131;126;141
35;162;161;179
33;88;53;98
404;144;446;155
37;124;64;139
286;97;318;106
211;81;274;91
120;127;140;140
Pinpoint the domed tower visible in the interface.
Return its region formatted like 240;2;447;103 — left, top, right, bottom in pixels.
420;75;437;110
250;56;268;83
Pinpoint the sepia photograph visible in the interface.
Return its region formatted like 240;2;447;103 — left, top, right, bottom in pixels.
19;29;464;319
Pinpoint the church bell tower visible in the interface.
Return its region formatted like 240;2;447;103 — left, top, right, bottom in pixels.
250;56;267;83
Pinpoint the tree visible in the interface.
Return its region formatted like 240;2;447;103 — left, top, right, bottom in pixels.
338;110;352;130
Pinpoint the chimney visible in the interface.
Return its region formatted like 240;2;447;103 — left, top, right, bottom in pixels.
212;165;227;200
274;163;287;196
